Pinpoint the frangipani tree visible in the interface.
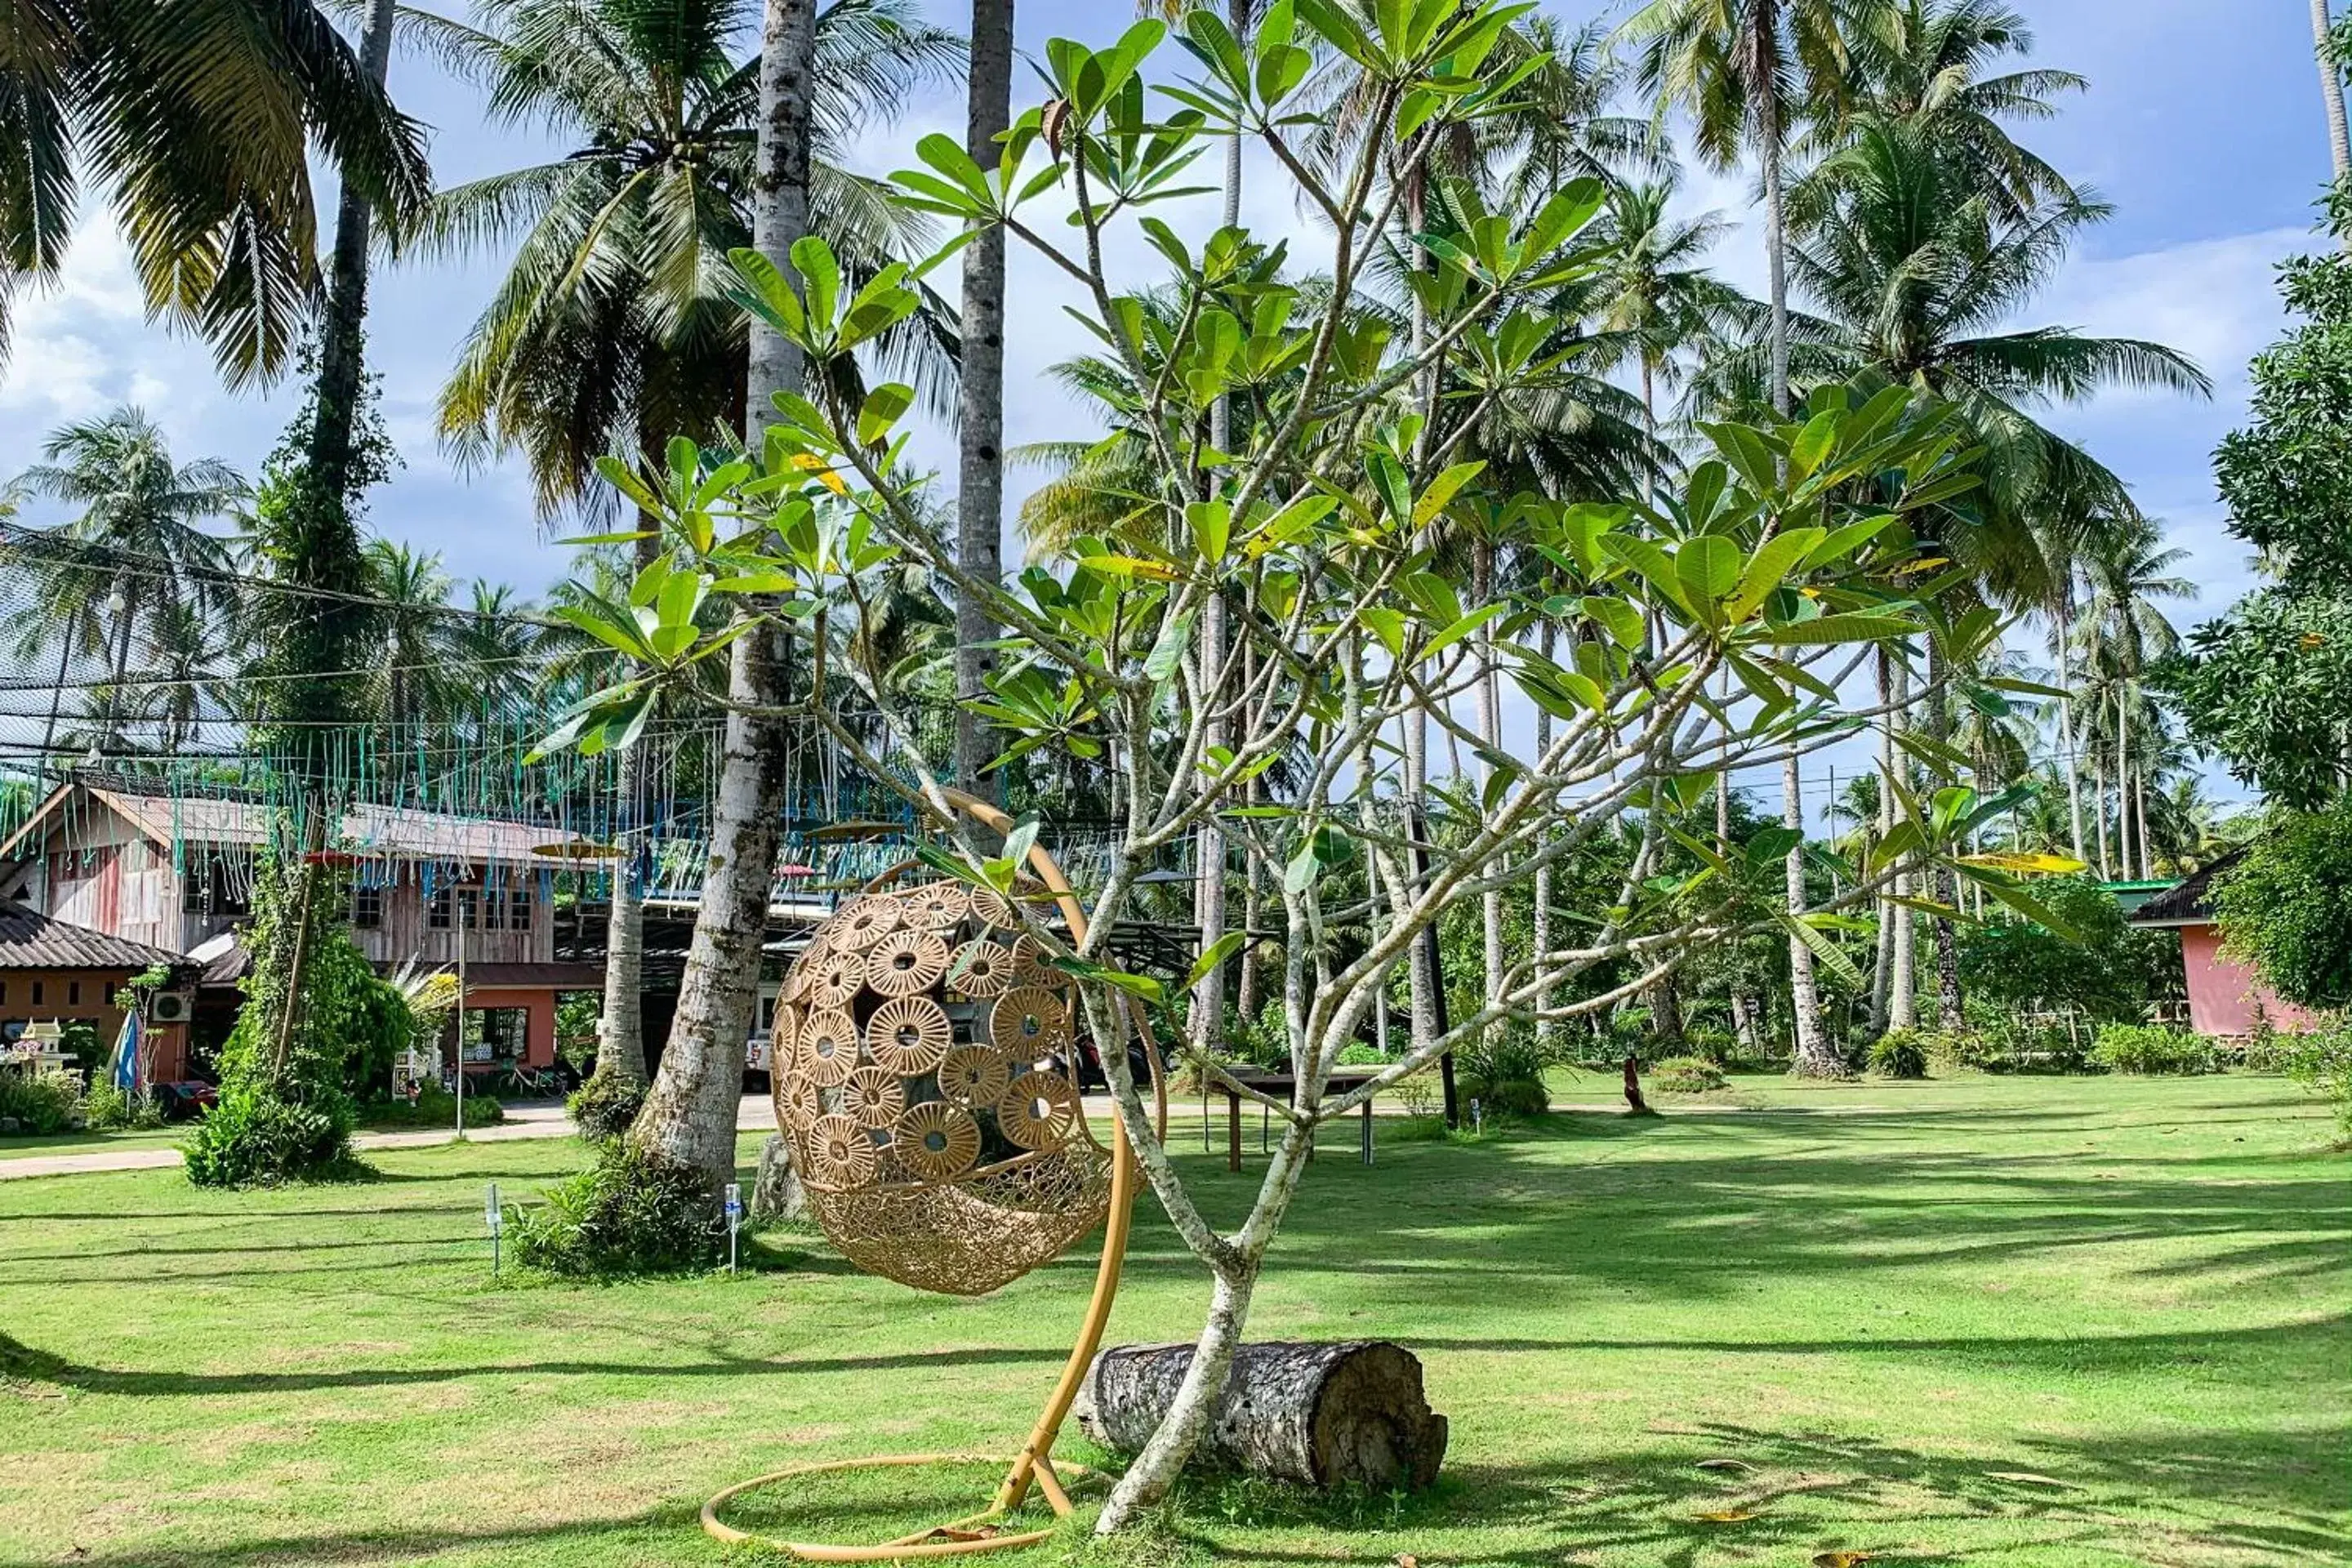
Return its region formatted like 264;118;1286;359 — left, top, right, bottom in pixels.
542;0;2072;1528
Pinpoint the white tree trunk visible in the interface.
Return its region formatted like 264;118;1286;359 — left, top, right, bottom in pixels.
1784;755;1837;1074
597;735;649;1083
2053;596;2088;866
1758;76;1791;417
954;0;1013;791
630;0;814;1190
1475;543;1504;1023
1868;651;1895;1034
2316;0;2352;197
1096;1267;1258;1530
1532;621;1556;1048
1888;658;1917;1030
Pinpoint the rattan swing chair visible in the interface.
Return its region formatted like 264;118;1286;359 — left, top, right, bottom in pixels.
702;791;1163;1561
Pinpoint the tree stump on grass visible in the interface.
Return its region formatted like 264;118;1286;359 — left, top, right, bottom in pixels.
1074;1340;1447;1490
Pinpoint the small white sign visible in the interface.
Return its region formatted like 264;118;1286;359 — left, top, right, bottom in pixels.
484;1181;503;1233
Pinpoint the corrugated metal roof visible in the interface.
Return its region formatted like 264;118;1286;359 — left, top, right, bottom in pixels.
84;788;573;866
2127;850;2243;927
0;901;183;972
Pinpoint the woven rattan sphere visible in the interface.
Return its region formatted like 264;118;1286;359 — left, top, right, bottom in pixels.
768;875;1119;1297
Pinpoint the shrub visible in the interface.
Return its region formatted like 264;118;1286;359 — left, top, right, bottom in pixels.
363;1085;505;1129
2212;798;2352;1012
1868;1028;1929;1080
1648;1055;1728;1094
1680;1026;1738;1065
508;1142;725;1276
2091;1023;2219;1076
1334;1040;1386;1067
2279;1021;2352;1139
1459;1075;1549;1117
568;1070;647;1144
80;1083;165;1132
56;1021;104;1079
0;1067;83;1134
181;1085;363;1186
1957;875;2174;1024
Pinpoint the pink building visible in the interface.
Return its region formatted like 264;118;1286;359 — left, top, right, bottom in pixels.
2127;853;2322;1037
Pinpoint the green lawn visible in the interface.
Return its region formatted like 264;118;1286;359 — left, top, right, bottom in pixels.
0;1075;2343;1567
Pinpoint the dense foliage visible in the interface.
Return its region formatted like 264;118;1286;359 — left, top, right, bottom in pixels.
2091;1023;2216;1076
507;1142;726;1276
2173;251;2352;804
2211;800;2352;1013
1953;874;2175;1023
185;849;403;1185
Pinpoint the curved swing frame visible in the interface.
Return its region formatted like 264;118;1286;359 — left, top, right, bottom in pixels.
702;789;1154;1560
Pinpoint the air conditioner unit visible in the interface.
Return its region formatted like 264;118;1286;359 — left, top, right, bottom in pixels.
148;992;192;1023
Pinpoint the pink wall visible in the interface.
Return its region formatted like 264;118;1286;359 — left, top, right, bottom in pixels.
2180;924;2322;1036
453;986;558;1068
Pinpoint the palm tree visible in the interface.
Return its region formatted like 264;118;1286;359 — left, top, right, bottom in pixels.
2314;0;2352;200
1813;0;2084;218
2077;514;2192;881
361;541;456;734
408;0;961;519
956;0;1016;793
16;409;246;752
0;1;428;381
1588;180;1748;470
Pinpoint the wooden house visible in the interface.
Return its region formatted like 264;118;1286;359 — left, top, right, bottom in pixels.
0;778;601;1082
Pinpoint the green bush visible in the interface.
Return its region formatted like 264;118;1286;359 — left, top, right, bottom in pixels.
1868;1028;1929;1080
1334;1041;1387;1067
2091;1023;2219;1076
1649;1055;1728;1094
56;1021;104;1079
80;1083;165;1131
2279;1022;2352;1139
507;1142;725;1276
182;1084;361;1186
1957;875;2175;1024
2212;800;2352;1012
363;1085;505;1129
0;1067;83;1134
1459;1076;1549;1118
1680;1026;1738;1065
567;1071;646;1144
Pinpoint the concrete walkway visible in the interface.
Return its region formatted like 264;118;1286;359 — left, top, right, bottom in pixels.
0;1098;578;1181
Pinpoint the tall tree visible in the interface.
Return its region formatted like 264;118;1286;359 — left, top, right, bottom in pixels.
16;408;244;750
625;0;822;1195
955;0;1013;792
2315;0;2352;200
1625;0;1855;1074
0;0;427;378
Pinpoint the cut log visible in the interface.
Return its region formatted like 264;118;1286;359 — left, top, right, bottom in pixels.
1073;1340;1447;1490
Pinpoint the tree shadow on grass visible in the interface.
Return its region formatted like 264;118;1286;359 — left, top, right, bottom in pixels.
0;1328;1071;1399
1143;1418;2351;1568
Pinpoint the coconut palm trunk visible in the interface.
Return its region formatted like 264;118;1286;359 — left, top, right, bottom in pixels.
1923;642;1963;1024
954;0;1013;792
1888;655;1917;1029
626;0;816;1192
2315;0;2352;211
2052;591;2088;866
1533;622;1557;1048
1868;649;1896;1033
1475;541;1505;1027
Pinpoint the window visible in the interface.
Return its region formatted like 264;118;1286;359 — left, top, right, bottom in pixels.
30;982;42;1006
350;885;383;929
180;858;252;917
508;889;533;931
430;888;486;930
67;982;80;1006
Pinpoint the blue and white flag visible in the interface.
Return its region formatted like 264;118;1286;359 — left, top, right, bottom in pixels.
110;1011;140;1091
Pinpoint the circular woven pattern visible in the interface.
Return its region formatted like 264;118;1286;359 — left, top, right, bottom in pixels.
835;893;904;945
807;1113;879;1188
893;1100;982;1183
797;1009;861;1087
991;987;1070;1054
866;928;951;997
768;1004;799;1062
779;957;813;1004
997;1069;1080;1151
864;995;951;1074
944;939;1013;999
899;882;969;930
840;1066;905;1129
812;949;865;1009
777;1073;822;1132
1010;934;1064;989
938;1043;1011;1110
967;888;1013;928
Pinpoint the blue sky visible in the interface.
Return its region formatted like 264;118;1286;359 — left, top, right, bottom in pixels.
0;0;2334;802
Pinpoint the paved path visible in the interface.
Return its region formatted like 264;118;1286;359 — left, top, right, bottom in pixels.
0;1099;577;1181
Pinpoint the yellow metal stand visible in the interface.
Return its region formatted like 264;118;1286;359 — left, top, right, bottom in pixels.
701;791;1152;1560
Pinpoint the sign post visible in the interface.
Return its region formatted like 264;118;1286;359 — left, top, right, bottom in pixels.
485;1181;503;1279
724;1181;742;1274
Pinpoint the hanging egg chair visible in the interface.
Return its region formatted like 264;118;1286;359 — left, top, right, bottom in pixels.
705;791;1163;1561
